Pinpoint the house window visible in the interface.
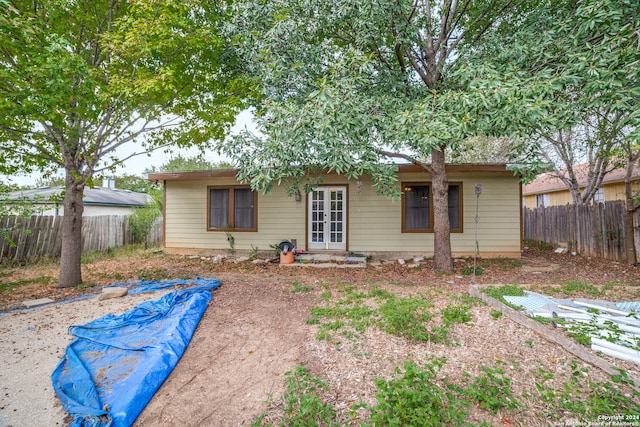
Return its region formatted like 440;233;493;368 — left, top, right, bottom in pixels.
207;186;257;231
536;194;549;207
593;187;605;203
401;182;462;233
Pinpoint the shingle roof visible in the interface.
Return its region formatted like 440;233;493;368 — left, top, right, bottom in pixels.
522;163;640;195
8;186;151;207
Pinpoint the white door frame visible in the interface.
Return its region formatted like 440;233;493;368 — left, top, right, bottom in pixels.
307;186;347;251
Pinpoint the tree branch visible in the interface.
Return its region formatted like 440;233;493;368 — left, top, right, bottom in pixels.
381;150;434;175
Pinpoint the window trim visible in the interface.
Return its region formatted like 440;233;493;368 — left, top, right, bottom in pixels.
401;182;463;233
592;187;605;203
206;185;258;232
536;193;549;208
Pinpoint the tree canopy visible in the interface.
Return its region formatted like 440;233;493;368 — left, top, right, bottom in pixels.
0;0;254;286
502;0;639;205
0;0;251;179
145;154;232;174
494;0;639;261
222;0;562;270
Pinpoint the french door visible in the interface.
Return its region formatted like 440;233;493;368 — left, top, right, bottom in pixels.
308;186;347;251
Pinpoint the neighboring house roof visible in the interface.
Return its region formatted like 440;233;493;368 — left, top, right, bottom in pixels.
523;163;640;196
8;186;151;207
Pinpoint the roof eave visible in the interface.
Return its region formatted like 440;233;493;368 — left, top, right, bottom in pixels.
148;164;513;181
148;169;238;181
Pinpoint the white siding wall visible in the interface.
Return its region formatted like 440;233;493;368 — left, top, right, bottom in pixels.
36;205;137;216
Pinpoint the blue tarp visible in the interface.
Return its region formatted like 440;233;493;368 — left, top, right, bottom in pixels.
51;279;221;427
1;277;218;318
109;277;218;295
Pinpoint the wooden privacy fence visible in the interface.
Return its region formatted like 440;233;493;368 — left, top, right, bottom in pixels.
0;215;162;263
523;201;640;262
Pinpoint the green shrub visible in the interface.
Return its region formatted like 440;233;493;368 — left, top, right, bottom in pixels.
253;366;339;427
248;245;259;261
482;284;526;309
367;360;469;427
461;265;484;276
459;366;520;414
441;304;472;324
128;203;161;248
379;296;433;341
290;281;314;293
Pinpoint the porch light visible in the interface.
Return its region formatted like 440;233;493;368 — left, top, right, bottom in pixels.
295;189;302;202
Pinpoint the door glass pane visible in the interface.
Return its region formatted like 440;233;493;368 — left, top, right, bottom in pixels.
209;189;229;228
329;189;344;243
311;190;325;242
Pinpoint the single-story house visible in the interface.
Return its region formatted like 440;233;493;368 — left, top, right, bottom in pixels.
7;184;151;216
522;163;640;208
148;164;523;259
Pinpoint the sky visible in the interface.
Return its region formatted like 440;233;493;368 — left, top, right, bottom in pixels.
3;109;256;188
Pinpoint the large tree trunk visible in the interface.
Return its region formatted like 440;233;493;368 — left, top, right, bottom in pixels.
431;147;453;272
58;175;85;288
623;206;636;265
624;179;638;265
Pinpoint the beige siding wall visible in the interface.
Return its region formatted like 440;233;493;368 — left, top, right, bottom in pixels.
605;181;640;201
164;178;305;253
346;171;521;256
605;183;625;201
523;194;536;209
550;191;573;206
523;191;572;208
523;181;640;209
163;171;522;257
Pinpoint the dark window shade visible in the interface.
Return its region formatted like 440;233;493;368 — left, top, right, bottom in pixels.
209;189;229;229
448;185;460;229
405;185;430;230
234;188;254;229
402;183;462;232
208;187;256;231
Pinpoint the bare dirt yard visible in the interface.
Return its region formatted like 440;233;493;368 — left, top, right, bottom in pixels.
0;246;639;427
